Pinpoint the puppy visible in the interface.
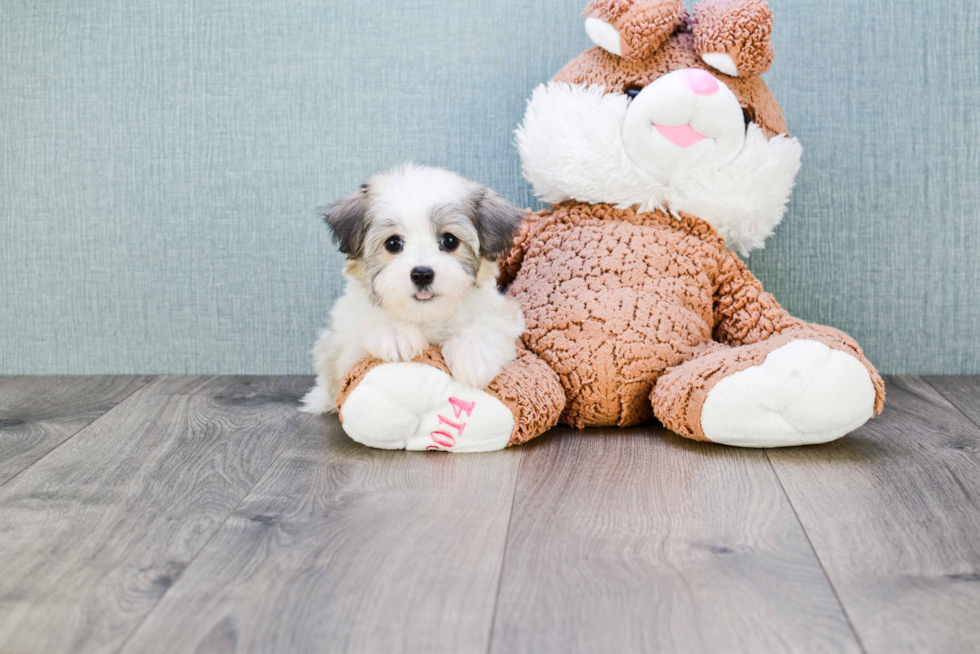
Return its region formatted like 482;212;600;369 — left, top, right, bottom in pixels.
301;164;527;415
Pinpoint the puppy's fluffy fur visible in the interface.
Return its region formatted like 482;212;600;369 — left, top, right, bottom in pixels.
301;164;527;415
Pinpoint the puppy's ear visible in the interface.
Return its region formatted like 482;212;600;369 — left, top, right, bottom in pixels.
321;185;369;257
470;187;527;261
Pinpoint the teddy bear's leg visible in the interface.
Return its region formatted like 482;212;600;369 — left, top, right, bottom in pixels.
334;345;565;453
651;334;882;448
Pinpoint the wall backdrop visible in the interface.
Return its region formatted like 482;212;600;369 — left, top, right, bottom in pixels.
2;0;978;375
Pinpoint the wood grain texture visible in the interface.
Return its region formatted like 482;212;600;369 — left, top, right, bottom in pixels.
768;376;980;654
927;376;980;427
489;426;861;654
0;376;312;654
0;376;151;485
119;414;523;654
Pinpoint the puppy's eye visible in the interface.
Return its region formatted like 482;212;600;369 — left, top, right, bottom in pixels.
440;233;459;252
384;236;403;254
625;85;644;100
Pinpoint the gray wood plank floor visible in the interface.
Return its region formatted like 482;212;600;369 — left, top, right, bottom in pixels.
120;415;523;654
0;376;311;654
0;375;977;654
0;376;151;486
767;377;980;654
489;427;861;654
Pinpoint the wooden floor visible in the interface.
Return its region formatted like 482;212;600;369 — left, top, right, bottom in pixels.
0;376;978;653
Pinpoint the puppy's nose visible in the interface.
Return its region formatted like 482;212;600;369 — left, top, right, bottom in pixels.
410;266;435;287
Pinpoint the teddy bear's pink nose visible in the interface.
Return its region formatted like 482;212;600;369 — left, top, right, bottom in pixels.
683;68;719;96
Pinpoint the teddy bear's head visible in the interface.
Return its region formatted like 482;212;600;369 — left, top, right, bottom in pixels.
516;0;803;254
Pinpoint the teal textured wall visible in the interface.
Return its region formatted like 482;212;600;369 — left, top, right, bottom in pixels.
1;0;978;374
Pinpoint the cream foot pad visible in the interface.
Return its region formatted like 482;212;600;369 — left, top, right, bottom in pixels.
700;340;876;447
339;362;515;453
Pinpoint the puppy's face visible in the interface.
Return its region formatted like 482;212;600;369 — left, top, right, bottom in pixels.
323;165;525;324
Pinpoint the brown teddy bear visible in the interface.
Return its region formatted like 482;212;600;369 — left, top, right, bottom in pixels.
331;0;885;452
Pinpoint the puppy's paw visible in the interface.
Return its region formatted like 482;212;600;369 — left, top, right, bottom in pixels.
364;324;428;362
443;338;509;389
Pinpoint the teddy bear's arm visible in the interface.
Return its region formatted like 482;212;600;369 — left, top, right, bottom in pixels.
712;250;809;346
713;249;864;350
711;249;886;414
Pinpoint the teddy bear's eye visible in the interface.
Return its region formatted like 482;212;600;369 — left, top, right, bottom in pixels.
742;107;755;130
625;85;644;100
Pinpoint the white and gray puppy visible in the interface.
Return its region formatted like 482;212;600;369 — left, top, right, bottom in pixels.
301;164;527;415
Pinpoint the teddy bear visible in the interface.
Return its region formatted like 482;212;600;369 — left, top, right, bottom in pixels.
329;0;885;452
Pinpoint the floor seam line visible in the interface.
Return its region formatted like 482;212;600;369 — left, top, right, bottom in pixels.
112;408;313;654
923;376;980;432
764;448;869;654
0;375;158;490
484;443;525;654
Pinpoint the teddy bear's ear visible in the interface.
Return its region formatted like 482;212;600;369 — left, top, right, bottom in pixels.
584;0;685;61
692;0;774;78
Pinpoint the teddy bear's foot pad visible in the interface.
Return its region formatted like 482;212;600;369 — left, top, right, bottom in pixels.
700;340;876;448
339;362;515;453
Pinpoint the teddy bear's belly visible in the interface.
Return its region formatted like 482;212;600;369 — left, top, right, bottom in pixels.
509;221;717;428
